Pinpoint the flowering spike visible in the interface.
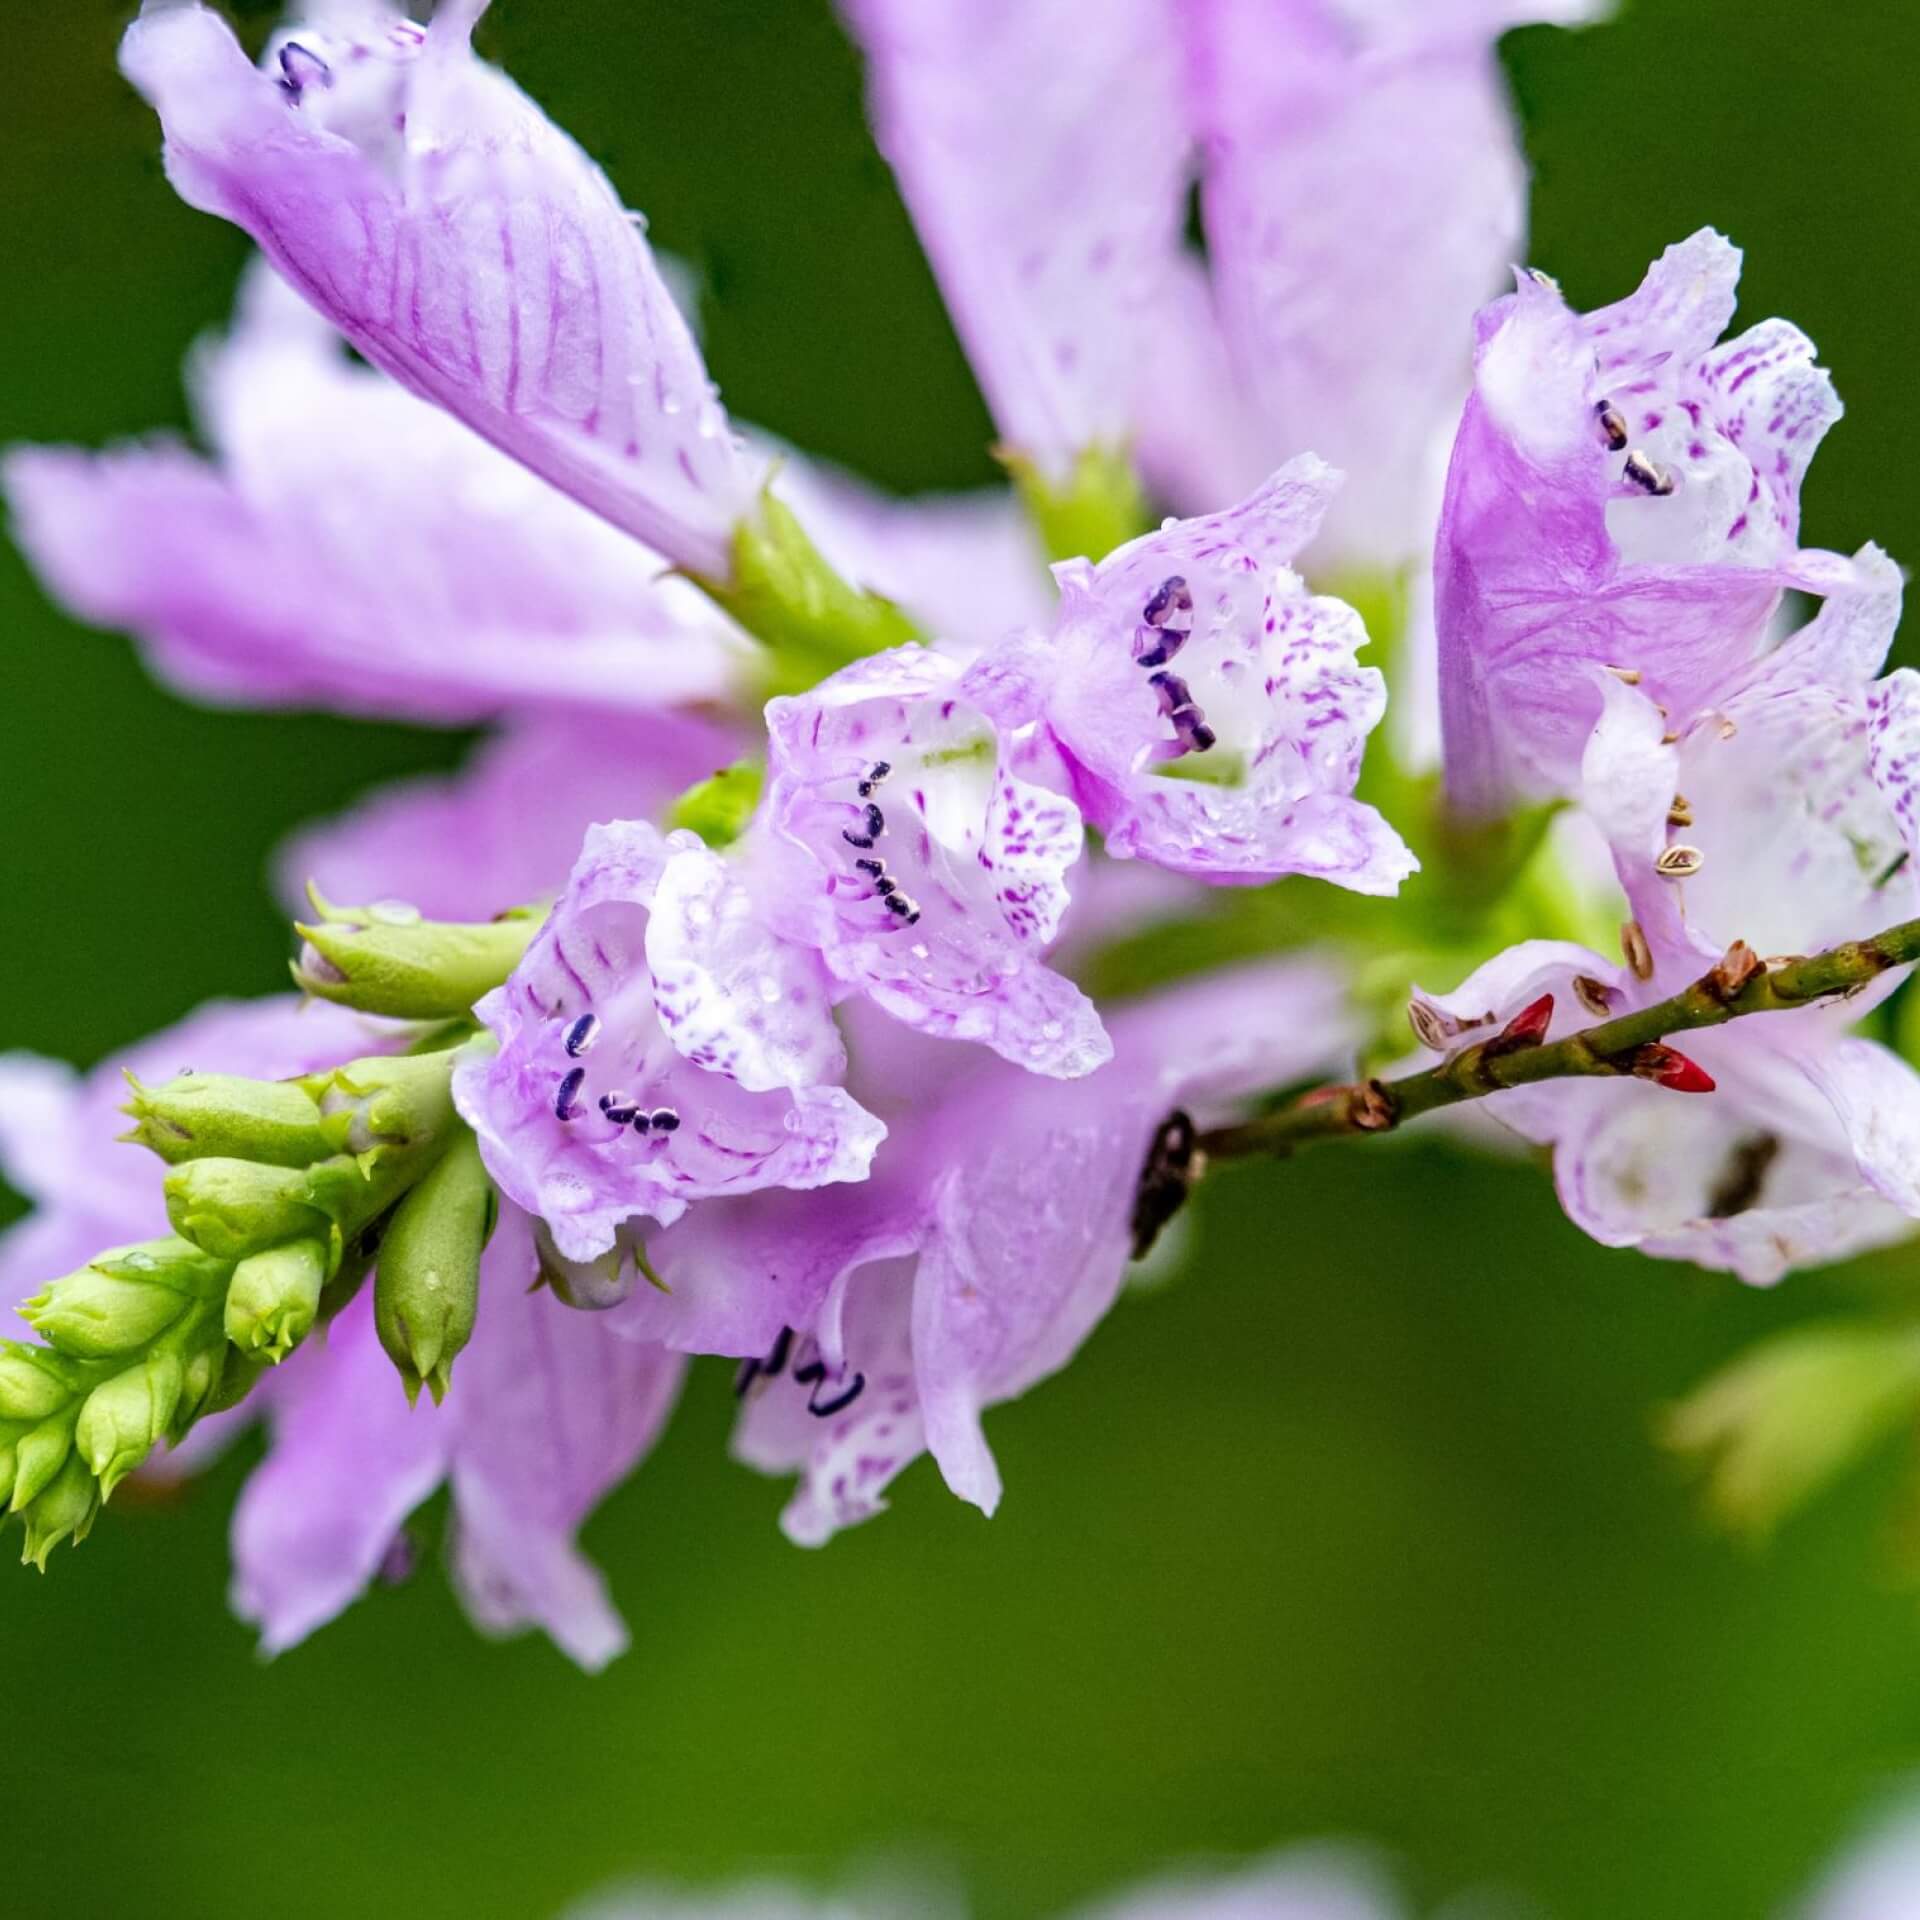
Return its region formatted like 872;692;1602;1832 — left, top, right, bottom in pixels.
1629;1044;1717;1094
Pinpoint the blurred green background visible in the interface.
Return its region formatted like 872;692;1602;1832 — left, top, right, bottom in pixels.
5;3;1920;1917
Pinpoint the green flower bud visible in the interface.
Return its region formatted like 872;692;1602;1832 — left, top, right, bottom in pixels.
201;1348;269;1421
20;1238;223;1360
119;1068;347;1168
701;488;924;695
300;1049;462;1163
0;1345;82;1423
375;1128;497;1405
667;757;764;850
292;890;540;1019
19;1450;99;1570
1663;1321;1920;1539
164;1158;336;1263
76;1349;185;1500
1000;441;1151;568
9;1415;74;1513
224;1239;328;1362
173;1337;230;1439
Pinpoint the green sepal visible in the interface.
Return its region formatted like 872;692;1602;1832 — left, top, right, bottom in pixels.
18;1451;99;1570
224;1238;330;1362
0;1344;89;1424
1662;1321;1920;1540
1000;441;1152;566
118;1069;348;1169
9;1413;75;1514
296;1048;463;1163
667;758;764;849
76;1348;186;1500
374;1127;497;1404
20;1237;225;1360
697;487;924;695
293;889;541;1019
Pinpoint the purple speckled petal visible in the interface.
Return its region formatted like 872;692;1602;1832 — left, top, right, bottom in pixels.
446;1207;685;1669
231;1291;450;1654
1034;459;1414;890
5;266;751;724
727;959;1356;1542
1869;668;1920;862
457;820;884;1259
120;4;760;577
759;647;1109;1078
1410;938;1623;1057
839;0;1213;484
278;714;735;924
1436;231;1847;815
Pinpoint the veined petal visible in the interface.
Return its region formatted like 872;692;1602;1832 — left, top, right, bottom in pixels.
1868;667;1920;861
446;1208;686;1670
456;821;884;1260
760;648;1108;1078
120;3;760;577
1035;460;1415;889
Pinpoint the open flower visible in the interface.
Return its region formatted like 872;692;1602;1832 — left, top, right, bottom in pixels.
1435;230;1848;814
617;962;1354;1542
120;0;760;577
456;820;886;1260
755;647;1110;1078
986;460;1414;890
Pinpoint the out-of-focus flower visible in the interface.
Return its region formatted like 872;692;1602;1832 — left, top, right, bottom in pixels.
977;461;1415;891
754;647;1110;1078
1435;231;1847;815
455;820;886;1262
618;962;1354;1542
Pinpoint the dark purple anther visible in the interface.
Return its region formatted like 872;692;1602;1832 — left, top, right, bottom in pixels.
1141;575;1192;628
1134;624;1189;670
631;1111;652;1134
883;891;921;925
763;1325;794;1378
649;1108;681;1134
857;761;892;798
597;1091;639;1125
1149;670;1218;753
854;857;886;878
554;1067;586;1121
1623;450;1676;496
277;41;332;97
808;1371;867;1419
1595;400;1629;452
564;1013;600;1058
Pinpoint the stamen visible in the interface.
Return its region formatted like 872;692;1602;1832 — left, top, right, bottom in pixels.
1149;670;1218;753
1141;575;1192;629
631;1111;652;1134
277;41;332;97
762;1325;793;1379
649;1108;681;1134
1573;974;1616;1018
597;1091;639;1125
554;1067;586;1122
1655;844;1704;879
853;857;886;878
808;1372;867;1419
856;761;892;798
1604;664;1642;685
564;1013;601;1058
841;801;886;849
733;1358;762;1396
1595;401;1630;452
1667;794;1693;828
1621;919;1654;981
883;890;921;925
1622;450;1676;496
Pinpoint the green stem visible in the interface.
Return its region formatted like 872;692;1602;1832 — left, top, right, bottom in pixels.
1198;918;1920;1164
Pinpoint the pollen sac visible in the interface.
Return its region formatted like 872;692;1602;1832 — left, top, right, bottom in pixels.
1622;449;1676;497
1595;400;1629;451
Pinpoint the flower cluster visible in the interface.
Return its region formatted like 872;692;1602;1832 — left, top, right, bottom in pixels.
5;0;1920;1664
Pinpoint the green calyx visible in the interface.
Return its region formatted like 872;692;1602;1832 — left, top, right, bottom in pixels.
20;1237;229;1360
1001;441;1153;566
374;1126;497;1406
224;1239;329;1363
667;757;764;849
697;488;924;694
119;1069;347;1168
292;886;541;1019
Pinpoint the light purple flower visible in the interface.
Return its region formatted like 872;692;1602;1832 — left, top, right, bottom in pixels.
981;460;1415;890
120;1;761;578
455;819;886;1261
755;647;1110;1077
1064;1846;1403;1920
5;267;751;724
233;1201;683;1668
1435;231;1848;815
619;962;1355;1542
837;0;1234;501
1189;0;1607;566
1411;937;1920;1286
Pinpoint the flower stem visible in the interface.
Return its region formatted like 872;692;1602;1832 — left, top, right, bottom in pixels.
1197;916;1920;1164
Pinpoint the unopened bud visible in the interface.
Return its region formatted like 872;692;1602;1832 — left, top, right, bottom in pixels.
19;1450;99;1570
1629;1043;1716;1093
21;1238;223;1359
224;1239;328;1362
667;758;765;851
1485;992;1554;1057
0;1345;82;1424
173;1338;230;1438
299;1049;462;1161
9;1415;74;1513
999;441;1152;567
164;1158;335;1262
76;1350;185;1499
120;1069;346;1168
292;890;539;1019
374;1129;497;1405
